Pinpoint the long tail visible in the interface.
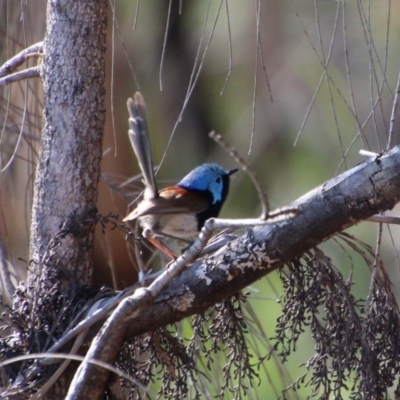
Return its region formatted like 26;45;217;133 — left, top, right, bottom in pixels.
126;92;158;199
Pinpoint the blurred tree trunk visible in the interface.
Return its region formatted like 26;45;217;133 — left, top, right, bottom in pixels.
27;0;107;397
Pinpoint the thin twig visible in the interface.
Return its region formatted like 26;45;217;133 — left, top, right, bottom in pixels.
388;70;400;149
219;0;232;95
0;353;144;395
31;332;88;399
0;236;15;304
0;41;43;78
0;67;40;87
159;0;172;91
367;215;400;225
209;131;269;219
359;149;379;158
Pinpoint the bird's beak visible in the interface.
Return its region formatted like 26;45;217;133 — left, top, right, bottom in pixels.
227;168;239;176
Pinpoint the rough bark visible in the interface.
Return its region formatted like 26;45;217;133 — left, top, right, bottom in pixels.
29;0;107;286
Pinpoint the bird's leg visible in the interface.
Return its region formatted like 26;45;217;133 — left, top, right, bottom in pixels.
142;229;177;260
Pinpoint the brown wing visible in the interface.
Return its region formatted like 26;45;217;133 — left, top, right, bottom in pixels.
123;186;209;221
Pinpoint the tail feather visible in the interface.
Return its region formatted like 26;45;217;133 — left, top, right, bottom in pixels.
126;93;158;199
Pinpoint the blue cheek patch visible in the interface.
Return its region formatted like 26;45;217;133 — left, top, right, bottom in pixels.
209;182;222;203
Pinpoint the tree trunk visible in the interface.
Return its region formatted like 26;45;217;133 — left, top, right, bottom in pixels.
27;0;107;397
29;0;107;286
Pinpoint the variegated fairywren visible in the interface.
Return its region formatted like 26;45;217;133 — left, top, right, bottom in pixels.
123;92;237;258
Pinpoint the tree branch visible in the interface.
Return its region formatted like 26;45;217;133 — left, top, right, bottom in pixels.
0;66;40;86
124;145;400;335
68;145;400;397
0;41;43;78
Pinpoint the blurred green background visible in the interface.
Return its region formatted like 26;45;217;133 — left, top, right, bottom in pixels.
1;0;400;398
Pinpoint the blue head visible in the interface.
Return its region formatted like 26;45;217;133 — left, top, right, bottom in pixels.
177;162;237;205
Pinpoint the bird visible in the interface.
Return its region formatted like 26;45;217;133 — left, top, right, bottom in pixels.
123;92;237;259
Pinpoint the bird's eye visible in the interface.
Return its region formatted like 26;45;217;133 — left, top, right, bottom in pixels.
216;177;221;184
